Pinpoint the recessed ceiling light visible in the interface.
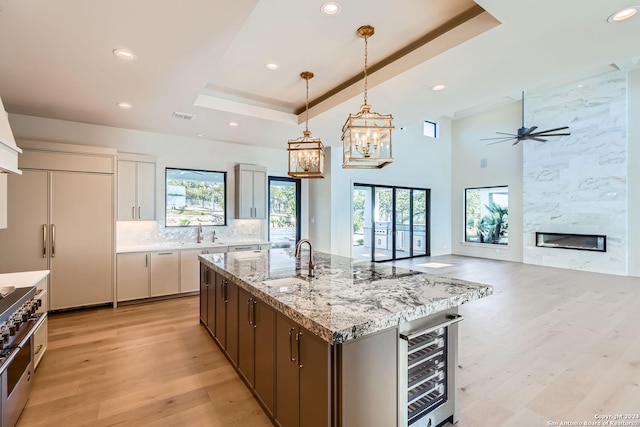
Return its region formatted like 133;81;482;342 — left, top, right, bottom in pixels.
265;63;279;70
112;48;137;60
431;84;446;92
608;6;639;22
116;102;132;109
321;2;341;15
228;122;239;127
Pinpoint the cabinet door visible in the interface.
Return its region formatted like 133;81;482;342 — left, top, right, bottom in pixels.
117;160;137;220
254;299;275;414
299;325;331;427
237;288;255;385
206;270;216;333
215;274;227;347
252;170;267;219
0;170;49;273
238;169;254;218
180;249;202;293
136;161;155;220
150;251;179;296
199;264;208;324
226;281;239;365
0;172;6;229
33;317;48;369
117;252;150;301
50;171;113;310
275;313;300;427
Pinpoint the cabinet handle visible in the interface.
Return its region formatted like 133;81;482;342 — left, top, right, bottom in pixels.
252;299;257;329
224;280;229;302
288;327;296;362
297;331;303;368
138;206;141;219
42;224;47;258
34;344;44;355
132;206;135;219
145;254;148;267
157;252;173;255
51;224;56;258
247;298;253;325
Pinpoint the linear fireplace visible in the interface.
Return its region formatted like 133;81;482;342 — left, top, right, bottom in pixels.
535;232;606;252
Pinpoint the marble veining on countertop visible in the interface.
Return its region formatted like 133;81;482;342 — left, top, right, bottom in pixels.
199;249;493;344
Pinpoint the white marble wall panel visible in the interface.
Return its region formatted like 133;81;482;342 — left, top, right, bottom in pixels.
523;71;628;275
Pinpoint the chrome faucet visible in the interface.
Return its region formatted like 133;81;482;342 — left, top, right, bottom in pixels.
294;239;315;277
196;223;203;243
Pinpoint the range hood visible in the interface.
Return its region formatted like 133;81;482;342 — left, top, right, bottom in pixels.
0;96;21;175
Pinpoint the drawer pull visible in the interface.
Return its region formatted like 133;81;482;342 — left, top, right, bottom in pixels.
34;344;44;355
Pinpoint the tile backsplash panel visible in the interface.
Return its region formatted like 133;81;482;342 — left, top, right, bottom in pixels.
117;219;264;247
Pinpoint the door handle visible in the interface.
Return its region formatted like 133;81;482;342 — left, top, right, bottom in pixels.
42;224;47;258
51;224;56;257
252;300;257;328
297;331;303;368
288;327;296;362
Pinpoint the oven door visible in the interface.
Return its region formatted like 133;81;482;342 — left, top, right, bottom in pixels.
2;337;33;427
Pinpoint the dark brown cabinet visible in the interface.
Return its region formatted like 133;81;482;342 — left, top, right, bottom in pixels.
275;312;331;427
238;288;275;414
199;263;210;325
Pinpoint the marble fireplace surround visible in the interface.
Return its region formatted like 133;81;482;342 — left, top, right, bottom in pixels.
523;71;627;275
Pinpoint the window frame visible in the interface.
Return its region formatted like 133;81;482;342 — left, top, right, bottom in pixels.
165;167;227;227
268;176;301;247
464;185;509;246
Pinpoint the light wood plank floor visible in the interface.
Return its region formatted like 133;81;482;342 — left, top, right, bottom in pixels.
16;255;640;427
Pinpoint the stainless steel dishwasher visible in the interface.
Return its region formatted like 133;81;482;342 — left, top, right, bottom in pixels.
398;309;463;427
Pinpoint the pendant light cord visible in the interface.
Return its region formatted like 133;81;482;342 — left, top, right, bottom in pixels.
363;34;369;105
305;77;310;133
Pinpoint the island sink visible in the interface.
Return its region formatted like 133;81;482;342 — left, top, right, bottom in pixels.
199;248;492;427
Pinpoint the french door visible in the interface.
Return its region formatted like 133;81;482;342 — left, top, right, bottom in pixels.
268;177;301;248
352;184;429;262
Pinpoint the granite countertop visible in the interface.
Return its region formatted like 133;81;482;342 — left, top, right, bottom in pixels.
117;240;271;253
199;249;493;344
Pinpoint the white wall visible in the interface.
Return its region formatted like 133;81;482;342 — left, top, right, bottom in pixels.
8;113;305;241
626;68;640;276
451;102;524;262
310;119;453;257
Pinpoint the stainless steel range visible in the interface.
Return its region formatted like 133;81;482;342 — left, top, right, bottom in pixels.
0;286;45;427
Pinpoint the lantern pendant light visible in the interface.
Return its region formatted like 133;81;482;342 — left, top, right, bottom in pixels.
287;71;325;179
342;25;394;169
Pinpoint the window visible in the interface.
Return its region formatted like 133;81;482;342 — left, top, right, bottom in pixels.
423;120;438;138
268;177;301;248
465;186;508;245
165;168;226;227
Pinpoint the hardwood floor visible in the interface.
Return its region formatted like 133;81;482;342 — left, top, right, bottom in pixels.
393;255;640;427
16;297;272;427
17;255;640;427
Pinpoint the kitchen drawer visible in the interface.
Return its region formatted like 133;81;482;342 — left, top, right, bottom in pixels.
228;244;260;252
33;316;48;369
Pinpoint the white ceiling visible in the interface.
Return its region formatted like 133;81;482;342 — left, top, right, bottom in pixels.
0;0;639;150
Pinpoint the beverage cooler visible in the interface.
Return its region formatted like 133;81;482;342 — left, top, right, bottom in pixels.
398;309;463;427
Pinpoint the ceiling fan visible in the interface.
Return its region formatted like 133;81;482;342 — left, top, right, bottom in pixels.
483;91;571;145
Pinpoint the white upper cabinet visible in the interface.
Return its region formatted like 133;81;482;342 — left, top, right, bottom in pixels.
118;154;156;221
235;164;267;219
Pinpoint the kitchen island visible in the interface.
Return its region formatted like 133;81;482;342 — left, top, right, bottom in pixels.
199;249;492;427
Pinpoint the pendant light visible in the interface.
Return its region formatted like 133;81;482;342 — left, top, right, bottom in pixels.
342;25;394;169
287;71;325;179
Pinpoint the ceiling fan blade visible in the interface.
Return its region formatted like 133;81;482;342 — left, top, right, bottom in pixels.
523;126;538;136
481;136;517;141
531;133;571;137
511;140;521;146
488;139;515;145
495;132;518;136
528;137;548;142
536;126;570;134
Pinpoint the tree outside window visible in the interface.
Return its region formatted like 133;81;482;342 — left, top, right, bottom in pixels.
465;186;508;245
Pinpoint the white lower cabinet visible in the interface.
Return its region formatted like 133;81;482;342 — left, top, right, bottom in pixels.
180;247;227;293
117;252;150;301
150;251;179;297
